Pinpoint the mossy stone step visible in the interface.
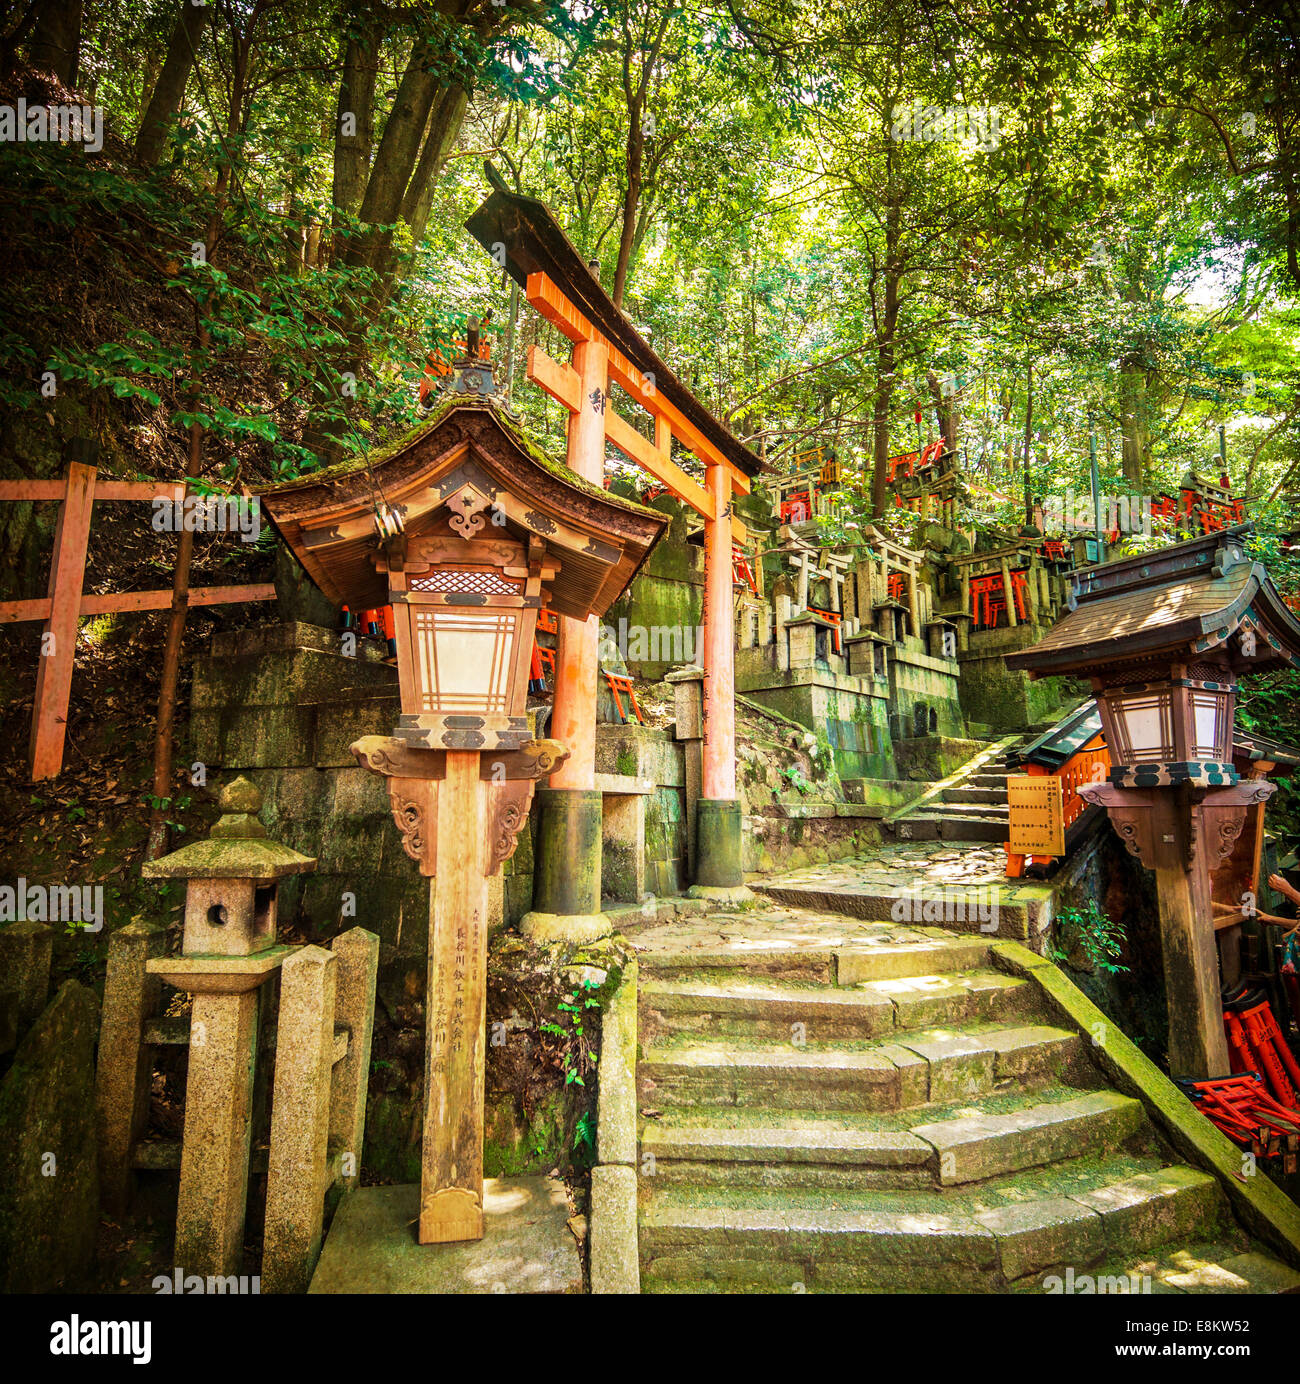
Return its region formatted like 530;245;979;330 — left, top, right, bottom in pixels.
912;1089;1147;1185
640;1088;1139;1193
638;1021;1081;1112
640;976;896;1041
637;947;838;984
834;937;992;984
1038;1239;1300;1295
942;786;1008;806
852;968;1033;1029
641;967;1033;1041
896;813;1009;843
639;1159;1228;1292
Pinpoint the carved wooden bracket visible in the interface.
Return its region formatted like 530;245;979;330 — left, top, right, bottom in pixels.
486;779;537;874
350;735;569;783
1078;779;1275;874
349;736;570;879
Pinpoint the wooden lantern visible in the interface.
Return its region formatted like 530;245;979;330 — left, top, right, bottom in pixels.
1008;526;1300;1079
255;399;667;1243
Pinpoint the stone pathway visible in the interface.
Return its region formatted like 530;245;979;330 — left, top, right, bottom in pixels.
748;843;1056;943
626;902;1300;1294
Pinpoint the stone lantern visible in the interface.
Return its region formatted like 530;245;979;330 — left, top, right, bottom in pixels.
1007;527;1300;1079
255;398;666;1244
142;776;315;1277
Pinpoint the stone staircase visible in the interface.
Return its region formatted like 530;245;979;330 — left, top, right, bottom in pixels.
887;738;1017;844
634;927;1300;1293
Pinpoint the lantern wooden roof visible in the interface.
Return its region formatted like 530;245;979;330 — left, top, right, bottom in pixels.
1006;527;1300;678
253;399;669;619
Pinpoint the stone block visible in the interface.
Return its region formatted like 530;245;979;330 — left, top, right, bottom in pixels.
314;696;402;766
975;1197;1105;1282
0;982;100;1291
264;946;336;1293
590;1165;639;1293
308;1178;582;1293
597;961;638;1167
0;920;53;1050
95;918;164;1212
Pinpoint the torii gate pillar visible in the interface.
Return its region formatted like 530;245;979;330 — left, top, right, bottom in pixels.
690;461;746;896
522;337;613;942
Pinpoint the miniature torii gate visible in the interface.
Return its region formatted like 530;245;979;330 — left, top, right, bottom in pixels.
467;185;764;916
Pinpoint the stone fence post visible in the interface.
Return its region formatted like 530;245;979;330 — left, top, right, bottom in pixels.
93;918;164;1213
0;920;53;1053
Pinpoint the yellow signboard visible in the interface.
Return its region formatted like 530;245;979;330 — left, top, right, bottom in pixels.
1007;775;1065;856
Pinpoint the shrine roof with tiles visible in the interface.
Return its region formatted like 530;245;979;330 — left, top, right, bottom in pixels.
1006;527;1300;677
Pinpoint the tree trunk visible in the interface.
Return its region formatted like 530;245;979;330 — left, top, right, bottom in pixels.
1022;360;1034;526
347;39;442;278
869;194;901;518
926;368;961;453
1118;356;1148;488
401;84;469;245
27;0;80;84
330;28;378;252
134;1;206;165
613;110;643;308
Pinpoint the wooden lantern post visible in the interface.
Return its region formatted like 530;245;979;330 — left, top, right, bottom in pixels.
257;391;666;1242
1008;528;1300;1079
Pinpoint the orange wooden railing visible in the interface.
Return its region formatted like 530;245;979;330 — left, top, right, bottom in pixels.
1005;734;1110;877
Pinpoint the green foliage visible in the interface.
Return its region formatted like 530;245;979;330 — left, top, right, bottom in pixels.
539;979;601;1087
1049;901;1129;976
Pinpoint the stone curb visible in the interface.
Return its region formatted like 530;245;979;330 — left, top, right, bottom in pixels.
592;954;640;1293
992;940;1300;1269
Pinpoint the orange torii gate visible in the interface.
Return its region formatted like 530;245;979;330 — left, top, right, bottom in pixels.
467;185;764;920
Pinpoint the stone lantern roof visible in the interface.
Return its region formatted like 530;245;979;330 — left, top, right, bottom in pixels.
141;777;317;881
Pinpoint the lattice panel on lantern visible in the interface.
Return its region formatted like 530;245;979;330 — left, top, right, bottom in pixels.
413;609;516;712
409;568;522;595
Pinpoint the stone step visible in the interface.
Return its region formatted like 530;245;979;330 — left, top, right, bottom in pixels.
930;799;1009;817
969;772;1014;787
836;936;993;983
851;968;1035;1029
638;1021;1082;1112
751;882;1048;940
1017;1239;1300;1296
640;976;896;1041
639;966;1034;1042
910;1089;1146;1184
942;786;1008;806
639;1159;1228;1292
639;1087;1147;1191
637;946;837;985
891;813;1009;843
639;934;994;986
